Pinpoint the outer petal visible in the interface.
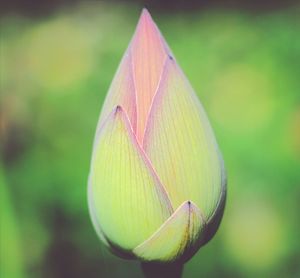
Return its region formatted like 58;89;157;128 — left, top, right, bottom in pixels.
133;201;206;262
143;58;226;219
130;9;169;142
88;106;173;252
97;51;137;134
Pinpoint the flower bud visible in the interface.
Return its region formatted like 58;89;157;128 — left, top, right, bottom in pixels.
88;9;226;263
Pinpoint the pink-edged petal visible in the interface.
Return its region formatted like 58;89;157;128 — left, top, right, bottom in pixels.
88;106;173;251
133;201;206;262
143;58;226;220
130;9;169;143
97;51;137;134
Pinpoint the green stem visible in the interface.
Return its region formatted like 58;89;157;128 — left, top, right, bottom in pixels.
141;262;184;278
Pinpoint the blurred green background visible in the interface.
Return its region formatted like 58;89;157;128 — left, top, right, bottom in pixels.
1;0;300;277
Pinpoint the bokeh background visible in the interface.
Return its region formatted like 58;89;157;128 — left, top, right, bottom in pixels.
1;0;300;277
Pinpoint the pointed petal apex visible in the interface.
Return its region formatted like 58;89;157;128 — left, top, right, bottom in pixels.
139;8;153;26
131;9;169;143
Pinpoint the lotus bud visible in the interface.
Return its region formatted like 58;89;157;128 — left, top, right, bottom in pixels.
88;9;226;264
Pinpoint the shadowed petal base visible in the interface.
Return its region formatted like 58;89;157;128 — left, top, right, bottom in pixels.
133;201;206;263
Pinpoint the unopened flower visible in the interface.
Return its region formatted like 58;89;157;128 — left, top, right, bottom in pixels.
88;9;226;263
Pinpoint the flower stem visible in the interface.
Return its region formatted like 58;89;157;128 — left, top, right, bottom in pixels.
141;262;184;278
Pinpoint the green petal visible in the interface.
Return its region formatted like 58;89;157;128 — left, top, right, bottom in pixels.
143;59;226;219
133;201;205;262
87;178;110;248
88;106;173;251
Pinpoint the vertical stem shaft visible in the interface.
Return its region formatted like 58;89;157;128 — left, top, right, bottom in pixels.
141;262;184;278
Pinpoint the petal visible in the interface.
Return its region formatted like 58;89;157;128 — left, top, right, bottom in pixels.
88;106;173;251
202;182;226;245
133;201;206;262
97;51;137;134
87;175;110;248
131;9;169;143
97;9;174;144
143;58;226;219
